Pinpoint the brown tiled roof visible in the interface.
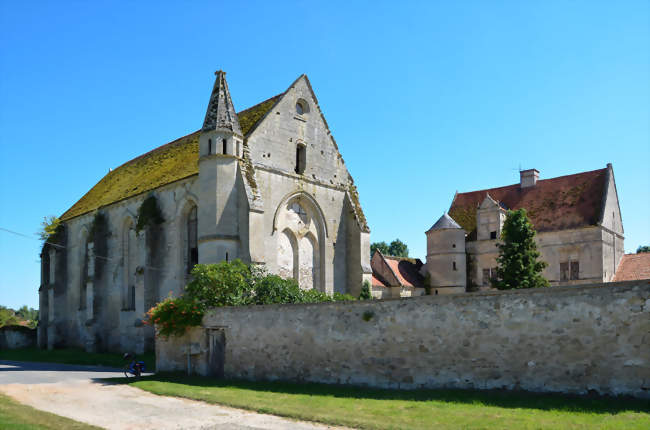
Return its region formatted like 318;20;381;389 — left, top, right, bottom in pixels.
60;96;281;221
371;274;387;288
613;253;650;281
383;256;425;288
448;168;608;237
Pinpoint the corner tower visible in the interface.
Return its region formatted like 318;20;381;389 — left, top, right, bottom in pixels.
425;213;466;294
197;70;244;264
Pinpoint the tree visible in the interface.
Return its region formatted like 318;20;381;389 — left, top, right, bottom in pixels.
16;306;38;322
370;239;409;257
0;306;19;328
492;209;549;290
388;239;409;257
637;245;650;254
370;241;389;255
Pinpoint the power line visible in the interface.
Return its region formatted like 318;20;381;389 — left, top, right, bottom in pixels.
0;226;165;272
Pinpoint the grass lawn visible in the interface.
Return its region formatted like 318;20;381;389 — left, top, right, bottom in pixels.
0;393;101;430
130;375;650;430
0;347;155;370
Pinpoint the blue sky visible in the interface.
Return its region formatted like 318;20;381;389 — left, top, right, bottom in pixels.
1;1;648;309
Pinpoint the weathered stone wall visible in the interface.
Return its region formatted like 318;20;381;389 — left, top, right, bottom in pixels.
157;281;650;398
0;326;37;349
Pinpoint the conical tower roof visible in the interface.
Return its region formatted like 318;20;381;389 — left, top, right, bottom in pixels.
427;213;462;232
202;70;242;135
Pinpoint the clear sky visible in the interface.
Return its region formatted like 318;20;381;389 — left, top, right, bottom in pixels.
1;1;648;309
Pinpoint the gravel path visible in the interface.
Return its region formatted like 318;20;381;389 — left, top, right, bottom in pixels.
0;361;349;430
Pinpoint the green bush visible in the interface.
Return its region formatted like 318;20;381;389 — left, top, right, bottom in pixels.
359;280;372;300
145;296;204;338
151;260;358;337
251;275;303;305
185;260;254;307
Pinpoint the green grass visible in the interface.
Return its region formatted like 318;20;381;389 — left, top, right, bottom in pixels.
0;393;101;430
0;347;155;370
129;374;650;430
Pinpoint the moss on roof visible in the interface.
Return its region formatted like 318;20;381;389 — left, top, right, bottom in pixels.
238;95;282;136
61;96;281;221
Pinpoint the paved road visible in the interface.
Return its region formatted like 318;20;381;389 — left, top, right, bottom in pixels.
0;360;136;384
0;360;349;430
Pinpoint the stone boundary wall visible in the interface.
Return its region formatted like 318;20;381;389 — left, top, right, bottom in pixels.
0;326;37;350
157;281;650;398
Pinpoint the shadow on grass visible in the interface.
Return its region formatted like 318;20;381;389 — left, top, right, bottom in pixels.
114;373;650;415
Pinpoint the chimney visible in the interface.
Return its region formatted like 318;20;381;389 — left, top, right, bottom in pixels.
520;169;539;188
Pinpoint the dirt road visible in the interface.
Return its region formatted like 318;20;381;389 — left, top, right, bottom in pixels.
0;361;348;430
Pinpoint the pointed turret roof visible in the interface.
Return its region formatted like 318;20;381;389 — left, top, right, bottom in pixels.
202;70;242;136
427;213;462;232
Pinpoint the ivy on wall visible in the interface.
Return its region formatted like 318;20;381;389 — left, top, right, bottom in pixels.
136;195;165;234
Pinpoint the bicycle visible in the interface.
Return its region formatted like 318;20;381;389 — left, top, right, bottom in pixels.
122;353;146;379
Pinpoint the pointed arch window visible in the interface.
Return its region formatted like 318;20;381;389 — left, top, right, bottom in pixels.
187;206;198;273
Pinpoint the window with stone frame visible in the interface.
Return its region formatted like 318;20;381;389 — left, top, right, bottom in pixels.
295;143;306;174
560;262;569;281
570;261;579;280
560;261;579;281
482;267;498;286
187;206;198;274
482;268;491;286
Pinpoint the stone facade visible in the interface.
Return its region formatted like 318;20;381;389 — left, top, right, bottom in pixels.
38;72;370;353
425;165;625;293
157;281;650;398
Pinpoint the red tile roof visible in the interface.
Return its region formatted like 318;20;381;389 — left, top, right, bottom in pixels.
449;168;608;237
371;274;387;288
613;253;650;281
383;256;425;288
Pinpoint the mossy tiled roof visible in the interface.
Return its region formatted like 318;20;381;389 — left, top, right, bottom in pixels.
60;96;282;221
448;168;608;238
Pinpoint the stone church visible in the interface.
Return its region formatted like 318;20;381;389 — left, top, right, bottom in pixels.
423;165;625;294
39;71;371;352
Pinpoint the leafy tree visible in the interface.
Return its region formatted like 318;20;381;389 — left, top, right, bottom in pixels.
359;280;372;300
637;245;650;253
492;209;549;290
0;306;19;328
16;306;38;322
388;239;409;257
371;239;410;257
370;241;389;255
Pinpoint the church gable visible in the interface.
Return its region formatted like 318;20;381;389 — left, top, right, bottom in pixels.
245;75;349;188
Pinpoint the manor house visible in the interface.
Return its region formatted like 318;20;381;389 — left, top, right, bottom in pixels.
423;165;625;294
39;72;371;352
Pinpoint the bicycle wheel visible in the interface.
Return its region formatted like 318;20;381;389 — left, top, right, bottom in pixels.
123;364;133;379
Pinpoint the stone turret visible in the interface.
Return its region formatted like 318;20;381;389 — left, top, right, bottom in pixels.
197;71;244;264
425;213;466;294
